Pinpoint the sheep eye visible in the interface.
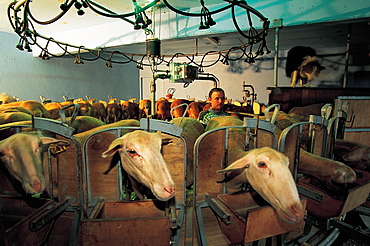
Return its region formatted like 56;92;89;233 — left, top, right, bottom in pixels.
126;149;139;157
258;161;267;168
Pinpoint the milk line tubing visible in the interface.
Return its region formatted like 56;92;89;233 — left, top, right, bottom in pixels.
7;0;270;69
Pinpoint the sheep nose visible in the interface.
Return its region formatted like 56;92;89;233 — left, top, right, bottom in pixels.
290;203;303;222
31;180;43;192
164;186;175;196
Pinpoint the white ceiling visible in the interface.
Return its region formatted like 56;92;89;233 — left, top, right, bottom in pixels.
1;0;369;56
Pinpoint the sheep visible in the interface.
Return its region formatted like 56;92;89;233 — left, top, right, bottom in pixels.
3;100;51;118
67;116;106;134
187;101;208;119
218;147;303;223
259;110;357;189
73;98;93;116
138;99;151;119
170;99;190;118
288;103;327;122
299;149;356;192
0;112;32;125
334;139;370;171
59;100;74;117
206;116;303;224
0;105;33;115
0;133;69;195
155;99;171;121
121;100;139;120
43;102;63;119
201;102;254;120
223;103;254;120
106;100;122;123
172;117;205;187
0;92;17;104
267;103;364;172
102;130;175;201
205;116;247;163
90;101;107;123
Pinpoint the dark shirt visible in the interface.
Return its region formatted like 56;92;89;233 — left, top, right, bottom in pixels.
198;107;231;126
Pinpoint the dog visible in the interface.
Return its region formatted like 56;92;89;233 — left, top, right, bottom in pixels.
286;46;325;87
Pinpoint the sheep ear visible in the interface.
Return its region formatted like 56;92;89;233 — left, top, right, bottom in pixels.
217;154;252;173
102;131;135;158
40;137;70;147
217;165;249;174
0;148;6;158
0;146;11;159
155;131;172;146
162;138;172;146
102;138;123;158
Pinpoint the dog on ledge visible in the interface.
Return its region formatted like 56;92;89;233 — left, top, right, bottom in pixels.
285;46;325;87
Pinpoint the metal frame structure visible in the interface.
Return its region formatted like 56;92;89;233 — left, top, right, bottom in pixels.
283;104;370;245
193;117;277;245
0;116;82;245
80;118;188;246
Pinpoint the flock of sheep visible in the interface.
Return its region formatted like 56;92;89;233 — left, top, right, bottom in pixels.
0;91;370;245
0;91;255;124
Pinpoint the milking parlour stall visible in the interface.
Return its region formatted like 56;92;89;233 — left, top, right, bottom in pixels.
267;101;370;245
191;105;307;246
0;113;74;245
78;118;190;246
292;101;370;245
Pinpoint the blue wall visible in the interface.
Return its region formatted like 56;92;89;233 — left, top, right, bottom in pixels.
0;32;139;102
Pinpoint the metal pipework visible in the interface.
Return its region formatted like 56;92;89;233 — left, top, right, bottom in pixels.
273;19;283;87
242;82;256;105
150;73;170;116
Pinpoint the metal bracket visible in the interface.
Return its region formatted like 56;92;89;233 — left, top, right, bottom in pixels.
204;194;232;225
264;103;280;124
169;199;178;229
330;219;370;243
309;115;329;127
297;185;323;202
33;117;75;137
140;118;183;137
243;118;277;132
321;103;333;119
29;198;71;232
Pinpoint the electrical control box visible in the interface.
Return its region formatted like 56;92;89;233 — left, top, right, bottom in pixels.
169;63;198;83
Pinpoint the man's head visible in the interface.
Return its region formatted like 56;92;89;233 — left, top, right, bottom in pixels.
208;88;226;111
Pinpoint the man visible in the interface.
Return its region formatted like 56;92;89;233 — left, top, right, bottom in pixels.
198;88;231;126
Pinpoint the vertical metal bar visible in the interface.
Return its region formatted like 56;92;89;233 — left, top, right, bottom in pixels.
343;23;352;88
69;207;81;246
151;75;156;116
273;26;280;87
223;128;229;194
47;150;53;199
196;204;208;246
